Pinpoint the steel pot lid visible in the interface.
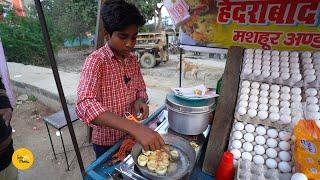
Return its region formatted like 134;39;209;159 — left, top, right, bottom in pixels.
165;92;215;114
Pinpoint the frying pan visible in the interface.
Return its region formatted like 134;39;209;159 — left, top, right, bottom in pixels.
130;134;196;180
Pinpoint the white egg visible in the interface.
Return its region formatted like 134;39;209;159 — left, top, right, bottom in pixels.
280;93;291;101
262;70;271;78
255;136;266;145
290;62;300;68
306;111;320;120
270;92;280;99
304;69;315;75
241;80;251;87
271;71;280;79
263;50;271;55
306;97;318;104
253;69;261;76
291;173;308;180
280;115;292;124
249;102;258;109
266;148;278;158
281;73;290;80
307;104;319;112
239;94;249;101
290;51;299;58
279;141;291;151
269;106;279;113
253;155;265;165
262;65;270;71
280;101;290;107
291;73;302;82
250;89;259;95
291;87;301;95
269;99;279;106
249;95;259;102
271;65;280;71
255;126;266;135
279;131;291;141
314;51;320;58
260;90;269;97
291;68;301;74
306;88;318;96
248;109;257;118
241;87;250;94
281;62;289;67
232;140;242;149
269;113;280;122
280;51;289;57
262;61;271;66
239;100;249;108
245;49;254;54
305;75;316;83
243;68;252;75
272;51;280;56
254;59;262;64
302;51;311;58
280;107;291;115
267;129;278;138
233;131;243;140
242;152;253;161
281;86;291;93
279;151;291;162
231;149;241;160
243;142;253;152
251;82;260;89
278;161;291;173
266;159;278;169
244;133;255;142
234;122;245;131
253;64;262;70
255;49;263;54
261;84;269;90
262;55;271;61
267;138;278;148
281;68;290;73
245;124;255;133
291;102;302;109
270;85;280;92
258;104;268;111
259;97;268;104
254;145;265;155
303;63;313;69
258;111;268;120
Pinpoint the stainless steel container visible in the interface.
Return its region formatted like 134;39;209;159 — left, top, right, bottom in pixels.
165;92;215;135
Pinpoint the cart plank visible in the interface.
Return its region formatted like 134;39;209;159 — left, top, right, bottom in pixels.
202;46;244;175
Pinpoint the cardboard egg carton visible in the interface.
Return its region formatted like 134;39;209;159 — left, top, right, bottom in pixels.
228;121;295;175
240;49;303;87
234;80;304;131
235;159;279;180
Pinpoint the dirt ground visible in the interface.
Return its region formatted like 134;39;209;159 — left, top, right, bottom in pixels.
10;48;226;180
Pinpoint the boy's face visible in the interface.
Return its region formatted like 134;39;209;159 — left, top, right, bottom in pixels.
108;24;138;58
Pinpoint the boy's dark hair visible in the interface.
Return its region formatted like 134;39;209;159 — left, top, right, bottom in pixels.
101;0;145;36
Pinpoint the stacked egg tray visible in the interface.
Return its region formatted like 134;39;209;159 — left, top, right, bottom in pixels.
235;159;279;180
241;49;303;87
304;88;320;121
228;121;294;174
234;80;303;131
301;51;320;88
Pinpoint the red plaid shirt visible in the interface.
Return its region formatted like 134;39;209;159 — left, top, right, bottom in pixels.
76;44;148;146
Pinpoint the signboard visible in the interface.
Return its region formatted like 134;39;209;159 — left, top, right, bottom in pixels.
172;0;320;51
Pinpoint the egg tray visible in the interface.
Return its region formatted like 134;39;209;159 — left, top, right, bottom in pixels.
240;50;303;87
234;80;304;131
228;121;294;174
301;56;320;88
235;159;279;180
302;87;320;121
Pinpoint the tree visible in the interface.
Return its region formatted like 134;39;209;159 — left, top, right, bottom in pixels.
127;0;164;31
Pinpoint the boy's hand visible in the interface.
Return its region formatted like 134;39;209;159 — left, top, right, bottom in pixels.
0;108;12;127
134;125;165;151
134;98;149;119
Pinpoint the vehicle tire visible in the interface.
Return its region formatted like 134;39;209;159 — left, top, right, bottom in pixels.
140;53;156;68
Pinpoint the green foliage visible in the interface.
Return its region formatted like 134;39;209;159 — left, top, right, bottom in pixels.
127;0;162;21
0;10;59;66
27;95;37;102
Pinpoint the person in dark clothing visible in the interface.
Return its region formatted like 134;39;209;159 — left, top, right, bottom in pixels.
0;76;17;180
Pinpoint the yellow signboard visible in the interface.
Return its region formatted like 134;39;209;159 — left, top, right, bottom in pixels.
178;0;320;51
